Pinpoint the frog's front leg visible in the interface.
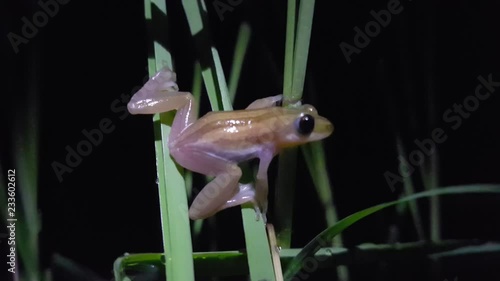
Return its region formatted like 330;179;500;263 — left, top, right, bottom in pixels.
254;149;275;222
127;67;198;137
245;94;283;110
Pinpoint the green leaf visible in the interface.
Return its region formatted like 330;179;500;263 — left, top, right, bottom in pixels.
229;22;251;102
291;0;316;102
282;0;296;102
144;1;194;280
283;184;500;280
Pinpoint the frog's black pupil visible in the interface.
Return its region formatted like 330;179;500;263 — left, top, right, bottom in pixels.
296;114;315;135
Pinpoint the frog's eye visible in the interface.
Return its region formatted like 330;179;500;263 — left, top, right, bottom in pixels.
295;114;315;135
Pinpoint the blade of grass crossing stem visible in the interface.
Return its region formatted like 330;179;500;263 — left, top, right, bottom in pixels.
228;22;251;102
283;184;500;280
182;2;275;280
275;0;298;249
146;1;194;280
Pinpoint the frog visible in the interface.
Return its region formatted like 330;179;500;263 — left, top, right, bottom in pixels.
127;67;334;222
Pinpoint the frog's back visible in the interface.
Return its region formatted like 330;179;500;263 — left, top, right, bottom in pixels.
172;107;289;161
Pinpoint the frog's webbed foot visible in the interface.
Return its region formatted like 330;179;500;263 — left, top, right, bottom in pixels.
127;68;196;117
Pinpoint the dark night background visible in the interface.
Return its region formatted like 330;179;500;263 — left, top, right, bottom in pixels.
2;0;500;280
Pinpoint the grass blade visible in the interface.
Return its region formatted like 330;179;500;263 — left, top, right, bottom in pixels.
181;0;231;111
274;0;298;249
182;2;275;280
0;45;42;281
283;184;500;280
190;61;205;241
228;22;251;102
282;0;296;103
275;0;317;251
145;1;194;280
291;0;315;101
429;243;500;259
301;143;338;227
302;141;348;281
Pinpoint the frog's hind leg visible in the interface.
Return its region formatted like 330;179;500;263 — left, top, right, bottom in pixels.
172;148;243;220
188;165;243;220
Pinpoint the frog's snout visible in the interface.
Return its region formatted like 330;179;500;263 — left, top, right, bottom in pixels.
316;116;334;137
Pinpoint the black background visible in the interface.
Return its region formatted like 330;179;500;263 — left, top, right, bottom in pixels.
2;0;500;280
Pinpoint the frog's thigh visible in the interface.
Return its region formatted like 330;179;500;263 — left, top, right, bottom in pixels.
174;149;242;220
245;94;283;110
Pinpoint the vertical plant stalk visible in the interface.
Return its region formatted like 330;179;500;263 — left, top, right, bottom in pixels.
292;3;346;278
181;2;275;280
190;61;205;242
301;142;349;281
276;0;322;254
228;22;251;103
146;1;195;280
282;0;296;105
291;0;315;100
275;0;298;249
